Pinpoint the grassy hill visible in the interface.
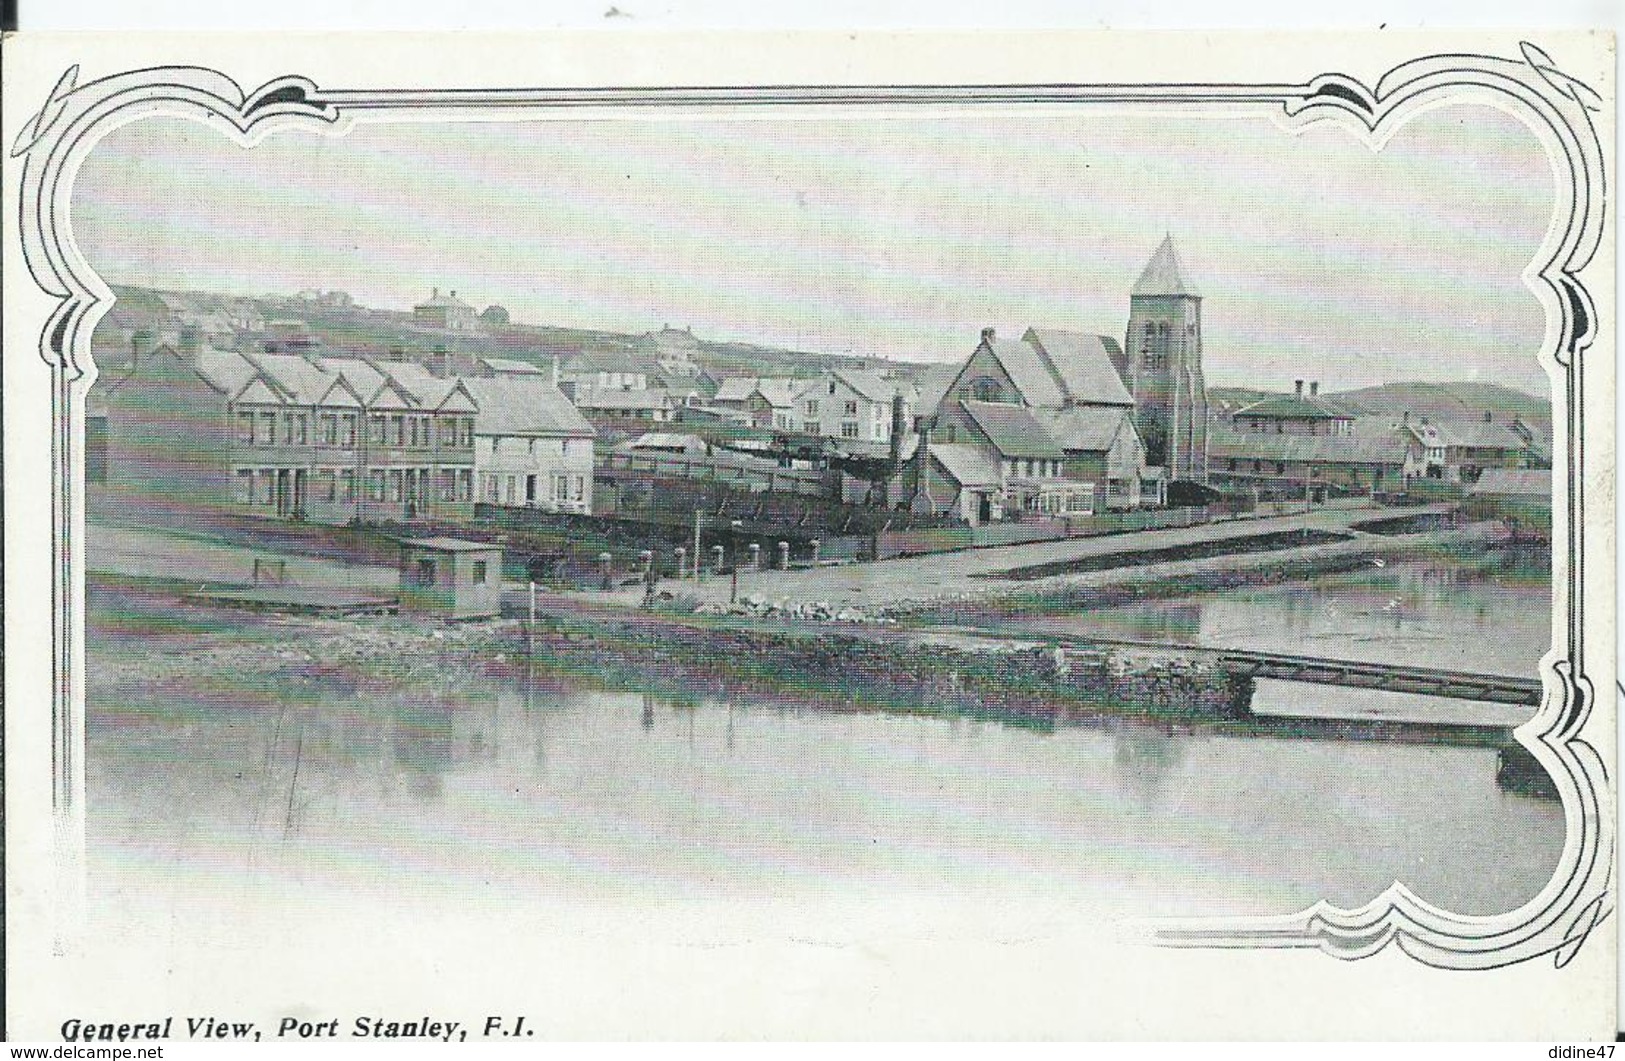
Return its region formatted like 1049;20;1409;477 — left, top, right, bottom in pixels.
1331;381;1552;438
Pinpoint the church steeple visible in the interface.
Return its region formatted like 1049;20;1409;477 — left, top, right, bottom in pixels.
1131;235;1200;299
1125;236;1209;483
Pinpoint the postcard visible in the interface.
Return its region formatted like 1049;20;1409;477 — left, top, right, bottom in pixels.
1;29;1615;1040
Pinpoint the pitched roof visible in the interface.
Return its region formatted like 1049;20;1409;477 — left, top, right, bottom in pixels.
1407;419;1529;450
1131;236;1199;298
959;400;1065;459
914;363;962;419
984;334;1066;408
1234;393;1355;421
195;348;261;397
1208;426;1409;465
1470;468;1552;497
714;377;761;403
1022;328;1134;407
929;443;1002;489
750;378;805;408
479;356;545;376
1032;406;1137;453
831;369;905;404
462;376;593;437
415;290;474;310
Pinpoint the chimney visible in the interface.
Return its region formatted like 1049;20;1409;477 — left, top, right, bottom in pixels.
1402;411;1410;425
432;287;439;299
981;327;995;344
1483;409;1493;423
131;329;157;369
1309;381;1319;397
450;290;457;299
1294;380;1304;397
551;355;561;388
178;325;202;366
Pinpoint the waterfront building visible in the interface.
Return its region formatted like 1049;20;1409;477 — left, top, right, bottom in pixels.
101;327;478;525
1122;236;1209;482
461;375;596;513
1206;425;1409;501
398;537;503;619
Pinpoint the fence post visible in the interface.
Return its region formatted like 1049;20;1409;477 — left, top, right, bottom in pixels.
777;541;790;571
599;552;613;591
809;538;821;566
711;545;725;579
748;542;761;572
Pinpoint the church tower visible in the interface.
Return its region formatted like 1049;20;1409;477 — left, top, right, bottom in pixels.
1124;236;1209;483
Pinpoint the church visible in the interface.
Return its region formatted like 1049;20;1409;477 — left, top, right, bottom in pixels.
907;237;1209;524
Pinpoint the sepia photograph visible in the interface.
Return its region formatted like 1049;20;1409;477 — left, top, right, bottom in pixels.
2;30;1615;1040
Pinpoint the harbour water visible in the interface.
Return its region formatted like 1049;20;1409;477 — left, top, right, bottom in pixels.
86;550;1562;921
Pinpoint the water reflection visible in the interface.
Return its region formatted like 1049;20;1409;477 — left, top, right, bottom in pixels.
87;650;1565;920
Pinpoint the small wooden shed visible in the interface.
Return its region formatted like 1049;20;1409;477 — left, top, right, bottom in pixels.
399;537;502;619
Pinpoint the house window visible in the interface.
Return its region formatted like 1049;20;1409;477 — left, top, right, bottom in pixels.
321;415;338;446
259;413;277;446
472;561;488;584
526;474;537;503
237;412;256;444
369;416;387;445
415;559;436;586
573;476;585;501
841;421;859;439
317;470;336;502
969;377;1004;402
389;470;404;502
235;468;254;503
462;418;475;447
458;470;473;501
369;471;386;501
392;416;405;447
844;400;858;415
341;414;357;447
485;474;499;502
1227;459;1237;472
295;415;308;445
803;421;820;435
505;476;517;503
409;418;420;448
1276;462;1286;475
1252;461;1262;473
340;470;355;502
805;400;820;416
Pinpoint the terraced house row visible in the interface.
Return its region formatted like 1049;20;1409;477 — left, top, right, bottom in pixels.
98;326;593;525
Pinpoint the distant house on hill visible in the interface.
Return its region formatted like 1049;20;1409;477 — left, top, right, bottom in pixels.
635;325;703;376
413;288;478;332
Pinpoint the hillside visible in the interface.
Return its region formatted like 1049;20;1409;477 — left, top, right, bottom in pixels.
1331;381;1552;438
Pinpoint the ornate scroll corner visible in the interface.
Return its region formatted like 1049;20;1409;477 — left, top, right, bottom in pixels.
1292;74;1380;126
1521;41;1606;114
1553;894;1611;969
12;64;80;159
242;76;338;123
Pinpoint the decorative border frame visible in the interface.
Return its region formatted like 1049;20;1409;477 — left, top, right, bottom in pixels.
11;42;1610;972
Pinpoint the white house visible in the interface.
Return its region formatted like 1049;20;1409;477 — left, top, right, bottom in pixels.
462;376;597;513
794;369;914;443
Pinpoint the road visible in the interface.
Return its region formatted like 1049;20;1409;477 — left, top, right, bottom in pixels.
593;503;1458;611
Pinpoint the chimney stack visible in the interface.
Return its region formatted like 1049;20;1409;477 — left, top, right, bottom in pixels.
131;329;157;369
1294;380;1304;397
432;287;439;299
551;354;561;389
889;392;907;465
1309;381;1319;397
981;327;995;344
178;325;202;365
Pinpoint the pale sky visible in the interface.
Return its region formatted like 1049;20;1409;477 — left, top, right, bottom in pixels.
72;102;1557;394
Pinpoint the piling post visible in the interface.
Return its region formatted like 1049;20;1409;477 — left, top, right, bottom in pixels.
598;552;613;591
675;547;687;583
748;542;761;572
810;538;821;566
777;540;790;571
711;545;725;579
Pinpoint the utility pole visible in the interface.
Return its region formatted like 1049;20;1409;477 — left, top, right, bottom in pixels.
693;509;703;581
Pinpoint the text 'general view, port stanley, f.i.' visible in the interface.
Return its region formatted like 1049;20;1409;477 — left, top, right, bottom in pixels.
74;107;1561;940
